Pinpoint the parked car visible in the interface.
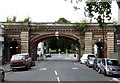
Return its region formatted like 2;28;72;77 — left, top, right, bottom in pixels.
0;69;5;82
30;59;35;67
93;58;102;71
80;54;96;64
45;53;51;58
98;58;120;76
86;55;96;68
10;53;32;71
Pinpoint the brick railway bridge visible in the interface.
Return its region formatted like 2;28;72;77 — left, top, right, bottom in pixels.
2;22;116;61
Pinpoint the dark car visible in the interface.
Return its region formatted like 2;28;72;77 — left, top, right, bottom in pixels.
98;58;120;76
10;53;32;70
0;69;5;82
93;58;102;71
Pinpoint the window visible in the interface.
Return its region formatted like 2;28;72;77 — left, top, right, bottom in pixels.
102;59;105;65
107;59;119;66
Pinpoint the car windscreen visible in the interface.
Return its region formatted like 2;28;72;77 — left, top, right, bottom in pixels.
107;60;120;66
88;55;95;58
88;57;96;61
11;55;25;60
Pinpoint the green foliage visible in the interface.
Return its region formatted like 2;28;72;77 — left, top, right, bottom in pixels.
74;22;86;36
55;17;71;24
6;16;17;22
19;17;31;23
46;37;76;53
85;1;112;28
65;0;112;29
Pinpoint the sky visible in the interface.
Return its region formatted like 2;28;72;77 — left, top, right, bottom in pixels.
0;0;118;23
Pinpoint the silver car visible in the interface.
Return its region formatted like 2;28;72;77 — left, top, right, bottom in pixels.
0;69;5;82
98;58;120;76
86;56;96;68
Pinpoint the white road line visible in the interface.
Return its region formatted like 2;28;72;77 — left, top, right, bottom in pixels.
112;78;120;81
56;77;61;83
55;70;58;76
65;58;71;60
72;67;78;70
39;68;46;70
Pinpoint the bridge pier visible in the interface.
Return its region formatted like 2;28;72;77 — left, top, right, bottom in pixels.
20;32;29;53
85;32;92;54
107;32;114;58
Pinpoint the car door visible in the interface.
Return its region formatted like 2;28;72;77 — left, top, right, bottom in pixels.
100;59;106;73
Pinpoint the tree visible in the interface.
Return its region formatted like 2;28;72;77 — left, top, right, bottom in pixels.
74;20;86;36
65;0;112;27
85;0;112;28
55;17;71;24
6;16;17;22
19;17;31;23
85;1;112;57
65;0;112;57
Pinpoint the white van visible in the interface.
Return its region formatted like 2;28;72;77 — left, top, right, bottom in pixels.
80;54;96;64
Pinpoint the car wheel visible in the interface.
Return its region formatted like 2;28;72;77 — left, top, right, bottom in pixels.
87;64;90;68
25;65;29;70
93;66;95;70
29;65;31;69
98;68;101;74
104;70;107;76
96;67;98;71
12;68;15;71
2;73;4;82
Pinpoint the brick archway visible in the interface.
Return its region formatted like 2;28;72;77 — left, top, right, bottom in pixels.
30;33;81;60
31;33;81;44
3;23;116;61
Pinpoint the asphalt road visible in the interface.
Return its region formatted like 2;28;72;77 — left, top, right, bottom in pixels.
4;54;120;82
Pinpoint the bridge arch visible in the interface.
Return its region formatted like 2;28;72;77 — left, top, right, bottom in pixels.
3;23;116;62
30;33;81;60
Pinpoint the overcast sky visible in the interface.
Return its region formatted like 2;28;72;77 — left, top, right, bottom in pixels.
0;0;118;23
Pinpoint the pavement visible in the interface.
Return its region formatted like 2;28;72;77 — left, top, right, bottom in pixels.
2;63;11;72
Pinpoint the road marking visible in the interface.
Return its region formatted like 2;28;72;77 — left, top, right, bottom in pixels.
72;67;78;70
112;78;120;81
39;68;46;70
56;77;61;83
55;70;58;76
65;58;71;60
